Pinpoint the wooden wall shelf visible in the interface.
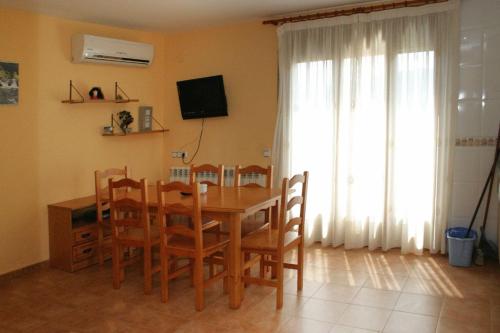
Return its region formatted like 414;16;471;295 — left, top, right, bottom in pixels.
61;81;139;104
62;98;139;104
102;129;169;137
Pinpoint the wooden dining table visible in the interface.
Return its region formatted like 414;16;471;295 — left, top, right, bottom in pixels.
109;184;283;309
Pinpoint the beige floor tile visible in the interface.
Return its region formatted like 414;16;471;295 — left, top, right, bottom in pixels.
279;317;333;333
303;266;335;282
0;308;47;331
329;325;377;333
297;298;348;323
383;311;438;333
436;317;490;333
440;298;490;325
303;265;365;283
324;270;369;286
351;288;400;309
492;304;500;326
242;293;309;329
394;293;443;316
370;263;413;277
284;278;325;297
363;273;408;291
402;277;450;297
312;283;361;303
338;304;391;331
410;260;450;281
257;293;309;315
76;317;156;333
194;299;258;330
491;292;500;307
173;320;219;333
304;256;350;270
30;322;97;333
242;317;291;333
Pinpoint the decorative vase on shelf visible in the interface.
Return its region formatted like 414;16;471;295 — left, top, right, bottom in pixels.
117;110;134;134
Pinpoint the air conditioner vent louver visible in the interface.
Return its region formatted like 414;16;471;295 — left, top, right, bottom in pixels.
87;55;151;64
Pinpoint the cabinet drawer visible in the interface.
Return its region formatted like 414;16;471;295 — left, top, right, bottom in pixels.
73;227;98;244
73;242;97;262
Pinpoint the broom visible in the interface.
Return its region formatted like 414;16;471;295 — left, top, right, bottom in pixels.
465;123;500;261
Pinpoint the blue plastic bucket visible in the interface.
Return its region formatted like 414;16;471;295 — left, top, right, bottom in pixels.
446;227;477;267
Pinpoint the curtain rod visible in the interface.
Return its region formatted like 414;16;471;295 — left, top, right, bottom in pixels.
262;0;448;26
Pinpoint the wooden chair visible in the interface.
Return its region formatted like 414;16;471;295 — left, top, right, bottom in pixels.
108;177;160;294
235;165;273;235
94;166;128;266
157;181;229;311
190;164;225;277
240;171;309;309
190;164;224;187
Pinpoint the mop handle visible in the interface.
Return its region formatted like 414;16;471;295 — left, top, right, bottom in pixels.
465;123;500;237
480;124;500;230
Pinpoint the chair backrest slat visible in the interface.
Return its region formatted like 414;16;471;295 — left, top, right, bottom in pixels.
112;197;144;210
101;168;128;179
165;203;194;216
240;182;262;188
113;218;143;228
160;181;192;193
284;217;302;233
111;177;141;189
235;165;273;189
286;196;304;211
165;225;195;238
190;164;224;187
289;174;305;188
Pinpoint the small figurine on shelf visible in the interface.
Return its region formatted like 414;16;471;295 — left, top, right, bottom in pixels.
117;110;134;134
102;114;114;135
103;126;113;134
89;87;104;100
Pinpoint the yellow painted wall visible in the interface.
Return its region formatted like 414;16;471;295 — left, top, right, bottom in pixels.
0;7;167;275
163;21;277;168
0;7;278;275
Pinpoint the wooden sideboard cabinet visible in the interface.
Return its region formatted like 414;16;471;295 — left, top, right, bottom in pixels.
48;195;110;272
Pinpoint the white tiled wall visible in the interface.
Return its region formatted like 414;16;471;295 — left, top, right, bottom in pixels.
450;0;500;245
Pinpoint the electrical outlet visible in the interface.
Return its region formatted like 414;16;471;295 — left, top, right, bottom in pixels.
263;148;271;158
171;151;185;158
169;151;189;158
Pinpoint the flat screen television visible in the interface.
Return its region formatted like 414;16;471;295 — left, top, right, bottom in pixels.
176;75;228;120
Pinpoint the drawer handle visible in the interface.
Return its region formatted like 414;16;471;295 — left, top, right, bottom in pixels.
80;233;92;239
82;248;93;254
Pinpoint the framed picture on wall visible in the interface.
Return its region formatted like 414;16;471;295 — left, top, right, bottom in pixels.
0;62;19;105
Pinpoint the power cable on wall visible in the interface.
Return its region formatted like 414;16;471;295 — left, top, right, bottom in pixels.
182;118;205;165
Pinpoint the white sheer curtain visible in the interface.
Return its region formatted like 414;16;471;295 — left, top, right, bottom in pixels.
272;1;459;254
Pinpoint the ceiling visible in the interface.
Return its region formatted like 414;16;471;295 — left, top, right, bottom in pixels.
0;0;372;32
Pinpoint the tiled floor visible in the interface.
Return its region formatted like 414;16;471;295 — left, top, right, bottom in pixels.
1;244;499;332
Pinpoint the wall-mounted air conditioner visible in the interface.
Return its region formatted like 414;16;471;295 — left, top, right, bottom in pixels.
71;34;154;67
